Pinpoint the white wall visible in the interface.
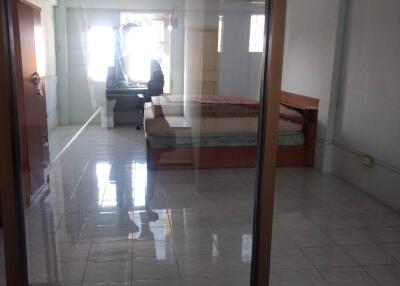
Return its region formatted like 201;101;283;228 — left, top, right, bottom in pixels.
28;0;59;131
332;0;400;211
282;0;342;170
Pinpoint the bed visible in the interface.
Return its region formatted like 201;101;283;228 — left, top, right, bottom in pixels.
144;92;319;170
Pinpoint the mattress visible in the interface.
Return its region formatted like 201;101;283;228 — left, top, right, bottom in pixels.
144;103;303;136
191;95;259;117
147;132;305;149
152;95;259;118
144;103;305;149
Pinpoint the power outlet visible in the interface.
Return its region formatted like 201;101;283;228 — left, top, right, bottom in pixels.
361;154;375;167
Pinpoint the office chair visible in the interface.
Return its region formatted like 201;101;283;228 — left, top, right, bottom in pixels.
136;70;165;130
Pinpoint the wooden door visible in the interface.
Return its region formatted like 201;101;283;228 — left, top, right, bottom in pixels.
186;27;219;95
0;0;31;284
17;1;49;200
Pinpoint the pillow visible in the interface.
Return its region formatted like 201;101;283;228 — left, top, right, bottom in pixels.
279;104;304;124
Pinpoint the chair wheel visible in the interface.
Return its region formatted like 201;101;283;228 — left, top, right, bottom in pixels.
136;125;141;130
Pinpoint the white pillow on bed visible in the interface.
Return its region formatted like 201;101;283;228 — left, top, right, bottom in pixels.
279;119;303;133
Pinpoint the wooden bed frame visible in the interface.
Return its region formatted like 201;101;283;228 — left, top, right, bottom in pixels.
146;92;319;170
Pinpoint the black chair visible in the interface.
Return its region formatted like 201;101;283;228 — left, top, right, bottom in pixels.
147;70;165;100
135;70;165;130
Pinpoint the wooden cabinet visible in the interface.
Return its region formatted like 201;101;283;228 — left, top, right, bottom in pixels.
17;1;49;206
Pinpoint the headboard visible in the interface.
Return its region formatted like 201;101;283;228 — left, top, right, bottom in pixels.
280;91;319;166
281;91;319;111
281;91;319;123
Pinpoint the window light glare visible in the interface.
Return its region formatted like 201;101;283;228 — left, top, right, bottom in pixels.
34;26;46;76
218;15;224;53
87;26;115;82
249;14;265;53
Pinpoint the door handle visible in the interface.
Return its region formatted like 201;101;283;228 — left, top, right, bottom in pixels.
31;72;44;96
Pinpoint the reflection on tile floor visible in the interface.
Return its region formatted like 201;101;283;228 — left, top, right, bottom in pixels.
20;126;400;285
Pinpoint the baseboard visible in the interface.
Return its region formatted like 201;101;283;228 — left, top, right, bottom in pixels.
314;140;334;172
331;144;400;212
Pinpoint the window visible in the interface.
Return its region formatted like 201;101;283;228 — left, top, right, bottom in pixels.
120;13;171;92
87;26;115;82
218;15;224;53
249;14;265;53
126;19;165;83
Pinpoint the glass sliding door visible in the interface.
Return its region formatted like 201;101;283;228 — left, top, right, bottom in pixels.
0;0;30;284
1;0;289;285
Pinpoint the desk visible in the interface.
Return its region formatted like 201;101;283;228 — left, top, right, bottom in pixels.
103;87;148;128
106;87;148;99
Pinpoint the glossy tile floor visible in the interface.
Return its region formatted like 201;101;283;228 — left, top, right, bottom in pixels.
19;125;400;286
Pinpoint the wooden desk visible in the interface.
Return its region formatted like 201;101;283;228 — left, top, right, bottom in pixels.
106;87;148;99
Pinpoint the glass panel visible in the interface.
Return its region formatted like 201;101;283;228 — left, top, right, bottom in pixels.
13;0;267;285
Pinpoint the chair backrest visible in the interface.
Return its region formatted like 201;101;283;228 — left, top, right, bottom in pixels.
147;70;165;99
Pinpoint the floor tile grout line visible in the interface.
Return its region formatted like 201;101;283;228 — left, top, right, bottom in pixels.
359;264;390;285
295;243;334;285
279;213;366;284
275;210;400;285
377;243;400;264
